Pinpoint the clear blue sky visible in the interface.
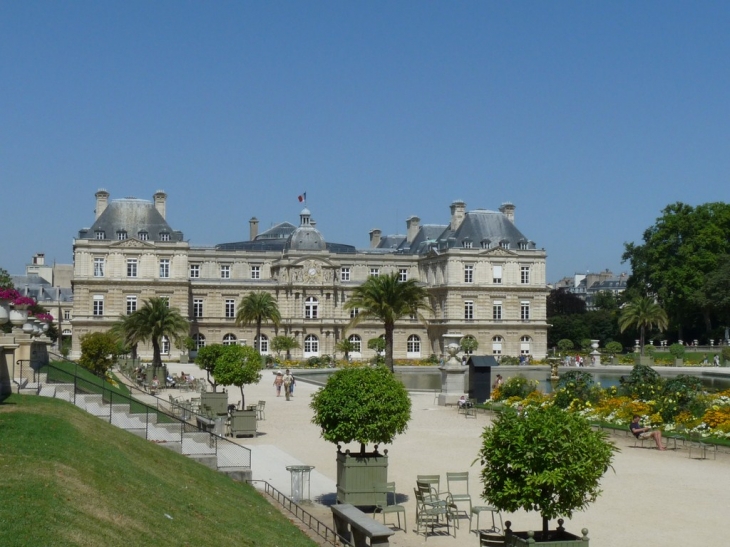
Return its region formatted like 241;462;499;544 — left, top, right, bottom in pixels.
2;1;729;282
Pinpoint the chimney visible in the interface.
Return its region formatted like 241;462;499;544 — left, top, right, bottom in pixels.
95;189;109;220
249;217;259;240
33;253;45;266
449;200;466;231
406;216;420;243
153;190;167;219
499;202;515;223
369;229;382;248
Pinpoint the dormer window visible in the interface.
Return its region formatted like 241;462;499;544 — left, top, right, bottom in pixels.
138;231;148;241
518;239;529;250
117;231;128;241
95;231;105;240
160;232;170;242
481;239;491;249
462;240;473;249
499;240;510;250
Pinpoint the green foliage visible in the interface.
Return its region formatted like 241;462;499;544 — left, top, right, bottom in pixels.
176;336;196;352
722;347;730;363
212;345;263;407
495;375;537;401
557;339;574;352
478;405;617;534
553;371;599;409
546;288;586;316
335;338;356;358
367;337;386;353
605;341;623;355
593;290;619;311
59;337;72;358
644;344;656;356
619;364;663;400
195;344;226;391
618;297;669;354
79;332;119;377
0;267;12;289
656;375;704;423
580;339;592;352
235;292;281;352
669;343;685;359
271;335;299;358
345;272;432;372
310;366;412;452
460;335;479;354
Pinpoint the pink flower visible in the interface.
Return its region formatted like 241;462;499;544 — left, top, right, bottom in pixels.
12;296;36;308
0;288;19;301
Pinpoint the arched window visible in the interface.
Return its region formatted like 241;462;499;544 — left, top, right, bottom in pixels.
492;335;503;355
520;335;531;355
192;333;206;350
348;334;362;354
304;334;319;357
256;334;269;354
304;297;318;319
223;333;237;346
407;335;421;357
161;336;170;355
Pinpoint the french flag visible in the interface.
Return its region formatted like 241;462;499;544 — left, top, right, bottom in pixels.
298;192;307;203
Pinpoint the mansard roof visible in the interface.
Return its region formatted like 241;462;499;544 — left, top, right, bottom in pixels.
78;198;183;241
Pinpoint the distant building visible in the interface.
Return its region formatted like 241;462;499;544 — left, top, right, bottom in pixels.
551;269;628;309
69;190;549;361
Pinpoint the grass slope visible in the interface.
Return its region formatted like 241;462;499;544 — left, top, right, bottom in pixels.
0;394;317;547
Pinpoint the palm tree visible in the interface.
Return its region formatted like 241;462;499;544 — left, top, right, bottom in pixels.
335;338;356;361
618;296;669;354
345;272;432;372
121;297;190;371
236;291;281;352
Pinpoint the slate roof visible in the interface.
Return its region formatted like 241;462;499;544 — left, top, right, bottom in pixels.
11;275;74;302
78;198;183;241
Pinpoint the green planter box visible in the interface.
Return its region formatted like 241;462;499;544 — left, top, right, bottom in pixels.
635;355;653;366
200;392;229;416
336;450;388;506
505;521;589;546
674;358;684;367
229;410;257;437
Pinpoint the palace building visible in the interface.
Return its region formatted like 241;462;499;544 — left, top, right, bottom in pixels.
70;190;549;361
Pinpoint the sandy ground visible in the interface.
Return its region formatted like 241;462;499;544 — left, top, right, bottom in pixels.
162;363;730;547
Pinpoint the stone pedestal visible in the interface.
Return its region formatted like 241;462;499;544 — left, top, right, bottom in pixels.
437;334;467;406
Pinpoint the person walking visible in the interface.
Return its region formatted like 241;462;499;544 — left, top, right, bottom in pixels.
283;369;294;401
273;372;283;397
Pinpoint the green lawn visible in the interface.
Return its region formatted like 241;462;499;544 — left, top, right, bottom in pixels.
0;394;317;547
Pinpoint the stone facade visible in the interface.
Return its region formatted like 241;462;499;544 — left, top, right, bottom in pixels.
70;191;549;361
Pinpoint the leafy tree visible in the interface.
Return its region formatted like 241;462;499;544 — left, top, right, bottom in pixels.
212;345;262;407
195;344;226;392
493;374;537;401
236;292;281;352
460;335;479;355
618;297;669;354
271;335;299;360
619;364;662;401
310;366;412;454
367;337;385;354
119;297;189;371
593;290;620;312
345;272;432;372
546;288;586;317
557;339;574;353
668;343;685;359
605;341;623;355
553;371;600;409
0;268;12;289
478;405;617;540
700;254;730;328
79;331;119;377
547;315;590;349
622;202;730;338
335;338;357;360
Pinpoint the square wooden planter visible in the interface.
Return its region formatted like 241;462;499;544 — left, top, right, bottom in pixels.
336;449;388;506
505;520;589;546
229;409;257;437
200;392;229;416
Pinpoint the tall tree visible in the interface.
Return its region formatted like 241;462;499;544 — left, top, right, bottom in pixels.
622;202;730;338
271;335;300;360
235;292;281;352
122;297;190;371
0;267;13;289
345;273;431;372
618;297;669;354
212;345;262;406
546;288;586;317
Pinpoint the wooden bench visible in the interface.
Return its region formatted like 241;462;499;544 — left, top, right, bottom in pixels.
331;503;395;547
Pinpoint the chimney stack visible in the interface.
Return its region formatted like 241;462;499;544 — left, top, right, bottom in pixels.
249;217;259;240
95;189;109;220
369;229;382;248
153;190;167;219
449;200;466;231
406;216;420;243
499;202;515;223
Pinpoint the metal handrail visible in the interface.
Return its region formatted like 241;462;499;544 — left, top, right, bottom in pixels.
248;479;353;547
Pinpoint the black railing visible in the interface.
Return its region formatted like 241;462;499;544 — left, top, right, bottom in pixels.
248;479;352;547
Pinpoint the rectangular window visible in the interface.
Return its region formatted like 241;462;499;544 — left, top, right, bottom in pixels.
193;299;203;318
138;231;148;241
340;267;351;281
64;310;71;320
127;259;137;278
521;301;530;321
492;265;502;284
159;259;170;278
126;295;137;315
225;299;235;319
520;266;530;284
493;301;503;320
117;231;127;241
350;308;359;318
93;257;104;277
464;265;473;283
399;268;408;282
189;264;200;278
464;300;474;320
160;296;170;307
95;231;105;240
369;268;380;277
160;233;170;242
251;265;260;279
221;265;230;279
93;295;104;316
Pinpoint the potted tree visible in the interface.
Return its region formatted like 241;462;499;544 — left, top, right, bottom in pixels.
604;341;623;365
669;343;685;367
477;405;617;545
196;344;229;415
310;366;411;506
214;345;263;437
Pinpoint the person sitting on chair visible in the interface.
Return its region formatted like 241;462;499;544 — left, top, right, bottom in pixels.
630;415;666;450
457;395;467;409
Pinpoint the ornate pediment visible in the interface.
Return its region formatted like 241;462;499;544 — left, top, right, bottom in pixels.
480;247;517;257
110;239;154;249
287;259;335;284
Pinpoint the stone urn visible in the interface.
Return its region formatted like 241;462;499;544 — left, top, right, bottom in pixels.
438;333;467;406
0;300;9;325
9;308;28;327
